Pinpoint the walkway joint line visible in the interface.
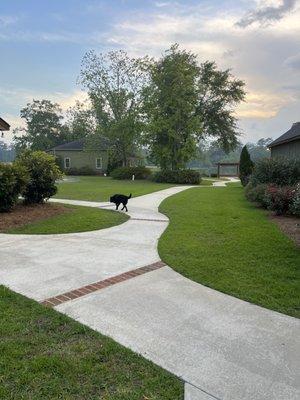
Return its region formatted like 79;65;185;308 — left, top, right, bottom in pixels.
40;261;166;308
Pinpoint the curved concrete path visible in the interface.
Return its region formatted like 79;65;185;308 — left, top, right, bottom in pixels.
1;179;299;400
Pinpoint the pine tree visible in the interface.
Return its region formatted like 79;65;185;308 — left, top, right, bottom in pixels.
239;145;254;186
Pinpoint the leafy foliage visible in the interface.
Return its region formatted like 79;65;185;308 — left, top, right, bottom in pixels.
15;151;62;204
110;166;152;180
264;185;295;215
290;183;300;216
80;50;149;166
0;163;28;212
245;183;269;208
250;158;300;187
152;169;201;184
239;145;254;186
65;166;99;176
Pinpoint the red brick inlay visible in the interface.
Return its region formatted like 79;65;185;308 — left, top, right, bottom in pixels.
40;261;166;308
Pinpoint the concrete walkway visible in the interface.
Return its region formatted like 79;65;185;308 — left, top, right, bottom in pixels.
1;179;299;400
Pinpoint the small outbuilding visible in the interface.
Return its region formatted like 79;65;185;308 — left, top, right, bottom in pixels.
47;139;109;174
269;122;300;160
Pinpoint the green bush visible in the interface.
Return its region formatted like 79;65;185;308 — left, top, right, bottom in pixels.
152;169;201;184
111;166;152;180
66;166;98;176
245;183;269;208
290;183;300;216
250;158;300;187
0;163;28;212
239;145;254;186
264;185;295;215
15;151;62;204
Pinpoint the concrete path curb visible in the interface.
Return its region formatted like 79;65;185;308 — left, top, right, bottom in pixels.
1;178;299;400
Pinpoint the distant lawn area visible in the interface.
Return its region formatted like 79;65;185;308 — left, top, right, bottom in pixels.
159;184;300;318
4;204;128;234
0;286;183;399
55;176;175;202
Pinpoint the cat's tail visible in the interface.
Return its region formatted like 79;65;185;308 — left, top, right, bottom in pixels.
128;193;132;199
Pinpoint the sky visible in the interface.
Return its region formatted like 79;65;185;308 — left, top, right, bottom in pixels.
0;0;299;144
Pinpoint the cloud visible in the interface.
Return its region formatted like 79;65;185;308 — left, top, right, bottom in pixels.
236;0;297;28
284;52;300;70
0;15;19;26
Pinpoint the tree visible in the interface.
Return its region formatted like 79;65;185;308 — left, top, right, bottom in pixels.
144;44;245;170
196;61;245;152
239;145;254;186
79;50;149;167
144;44;201;170
65;101;96;141
13;100;66;152
247;138;272;161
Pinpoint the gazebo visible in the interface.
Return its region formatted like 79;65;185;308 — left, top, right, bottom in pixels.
216;162;239;178
0;117;10;137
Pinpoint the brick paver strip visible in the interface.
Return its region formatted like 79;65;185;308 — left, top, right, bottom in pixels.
40;261;166;308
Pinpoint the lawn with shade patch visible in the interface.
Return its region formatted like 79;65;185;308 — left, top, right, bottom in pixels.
55;176;175;202
0;286;184;400
159;184;300;317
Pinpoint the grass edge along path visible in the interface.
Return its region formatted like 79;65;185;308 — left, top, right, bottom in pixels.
158;185;300;318
0;286;184;400
4;204;129;234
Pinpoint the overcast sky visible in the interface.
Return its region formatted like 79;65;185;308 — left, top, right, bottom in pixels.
1;0;299;144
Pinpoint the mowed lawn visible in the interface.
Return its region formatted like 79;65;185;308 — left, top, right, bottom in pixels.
4;204;128;234
159;184;300;318
55;176;175;202
0;286;183;400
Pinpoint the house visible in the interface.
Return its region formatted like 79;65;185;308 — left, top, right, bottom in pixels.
0;117;10;137
47;139;109;174
269;122;300;160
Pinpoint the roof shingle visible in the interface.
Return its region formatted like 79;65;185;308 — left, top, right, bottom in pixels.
269;122;300;148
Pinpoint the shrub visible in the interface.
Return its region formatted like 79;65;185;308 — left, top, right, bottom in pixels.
264;185;295;215
0;163;28;212
250;158;300;187
15;151;62;204
239;145;254;187
245;183;269;208
66;166;98;176
152;169;201;184
290;183;300;217
111;166;152;180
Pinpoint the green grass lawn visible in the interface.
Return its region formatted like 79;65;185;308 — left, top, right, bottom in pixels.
55;176;175;202
159;185;300;318
5;204;128;234
0;286;183;399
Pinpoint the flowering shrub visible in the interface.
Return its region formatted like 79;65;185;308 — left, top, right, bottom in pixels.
290;183;300;216
265;185;295;215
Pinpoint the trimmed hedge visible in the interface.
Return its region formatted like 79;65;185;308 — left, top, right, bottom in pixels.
245;183;269;208
111;166;152;180
0;163;28;212
66;166;99;176
152;169;201;184
15;151;62;204
250;158;300;187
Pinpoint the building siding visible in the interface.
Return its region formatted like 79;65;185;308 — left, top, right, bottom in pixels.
48;149;108;173
270;139;300;160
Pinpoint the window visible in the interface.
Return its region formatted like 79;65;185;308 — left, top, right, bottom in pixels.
96;157;102;169
64;157;71;168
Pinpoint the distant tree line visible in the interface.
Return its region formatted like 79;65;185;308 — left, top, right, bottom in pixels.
0;141;15;162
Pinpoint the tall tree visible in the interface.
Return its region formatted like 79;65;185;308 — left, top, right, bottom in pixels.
13;100;65;152
144;44;201;170
239;145;254;186
144;45;246;170
196;61;245;152
79;50;149;167
65;101;96;141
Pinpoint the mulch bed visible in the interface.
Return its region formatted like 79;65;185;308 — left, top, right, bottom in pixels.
270;214;300;247
0;203;71;232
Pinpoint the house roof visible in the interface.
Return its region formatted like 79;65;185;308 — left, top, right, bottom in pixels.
269;122;300;148
0;117;10;131
50;138;109;151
